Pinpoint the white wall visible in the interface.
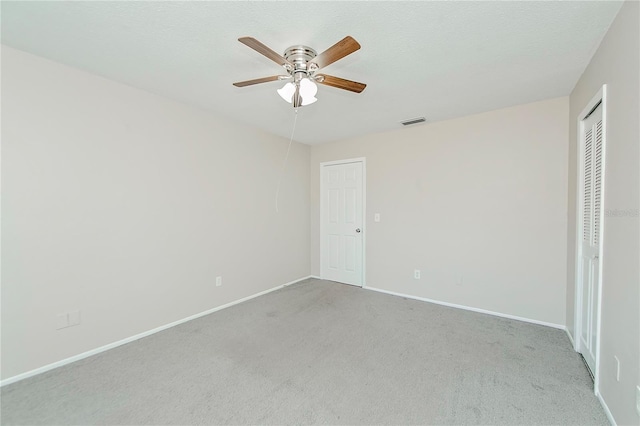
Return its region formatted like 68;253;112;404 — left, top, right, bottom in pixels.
566;1;640;424
311;97;569;326
1;46;311;380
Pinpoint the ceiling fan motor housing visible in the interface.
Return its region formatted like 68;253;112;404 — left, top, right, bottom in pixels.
284;45;317;73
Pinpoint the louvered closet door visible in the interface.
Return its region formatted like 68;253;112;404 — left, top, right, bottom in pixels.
579;103;603;376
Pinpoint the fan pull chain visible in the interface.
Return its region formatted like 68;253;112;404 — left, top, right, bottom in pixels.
275;108;299;213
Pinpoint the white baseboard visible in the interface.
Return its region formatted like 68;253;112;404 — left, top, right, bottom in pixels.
564;327;576;349
0;275;312;387
363;285;565;330
596;390;617;426
310;275;321;279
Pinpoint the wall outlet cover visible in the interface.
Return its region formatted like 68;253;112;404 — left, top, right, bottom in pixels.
216;276;222;287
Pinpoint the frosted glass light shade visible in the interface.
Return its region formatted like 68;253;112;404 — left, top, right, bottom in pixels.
277;78;318;106
300;78;318;105
299;78;318;98
277;82;296;103
301;96;318;106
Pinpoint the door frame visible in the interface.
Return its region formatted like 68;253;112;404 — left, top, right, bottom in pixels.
319;157;367;287
574;84;607;394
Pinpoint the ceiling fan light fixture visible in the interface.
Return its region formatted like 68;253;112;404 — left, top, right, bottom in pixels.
277;82;296;103
300;78;318;106
299;78;318;98
301;96;318;106
278;78;318;106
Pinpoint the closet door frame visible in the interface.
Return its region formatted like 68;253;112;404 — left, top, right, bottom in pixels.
574;84;608;395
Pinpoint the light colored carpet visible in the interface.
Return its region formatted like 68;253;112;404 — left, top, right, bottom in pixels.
1;279;607;425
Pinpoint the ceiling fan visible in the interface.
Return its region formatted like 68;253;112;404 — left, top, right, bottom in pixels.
233;36;366;108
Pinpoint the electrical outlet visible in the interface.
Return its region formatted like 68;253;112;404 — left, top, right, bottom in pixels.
614;356;620;381
414;269;421;279
374;213;380;222
216;276;222;287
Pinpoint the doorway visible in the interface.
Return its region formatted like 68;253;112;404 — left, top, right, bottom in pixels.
320;158;366;286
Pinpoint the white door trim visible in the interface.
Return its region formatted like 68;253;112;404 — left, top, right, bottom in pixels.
320;157;366;287
574;84;607;395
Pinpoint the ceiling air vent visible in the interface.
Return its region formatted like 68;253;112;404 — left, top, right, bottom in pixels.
400;117;426;126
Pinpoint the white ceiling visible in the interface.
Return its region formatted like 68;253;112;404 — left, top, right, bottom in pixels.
1;1;623;145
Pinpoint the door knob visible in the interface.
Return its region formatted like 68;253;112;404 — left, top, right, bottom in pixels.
593;255;599;260
356;228;361;233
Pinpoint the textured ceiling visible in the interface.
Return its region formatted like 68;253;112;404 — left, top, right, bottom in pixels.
1;1;623;145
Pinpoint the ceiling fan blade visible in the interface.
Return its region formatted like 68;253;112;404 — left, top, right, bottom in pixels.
233;76;283;87
316;74;366;93
312;36;361;69
238;37;293;69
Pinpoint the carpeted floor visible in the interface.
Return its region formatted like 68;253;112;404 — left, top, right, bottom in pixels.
1;279;607;425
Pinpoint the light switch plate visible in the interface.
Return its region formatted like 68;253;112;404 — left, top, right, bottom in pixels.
374;213;380;222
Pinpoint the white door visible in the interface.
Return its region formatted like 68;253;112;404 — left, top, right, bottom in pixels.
578;103;603;376
321;161;364;286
